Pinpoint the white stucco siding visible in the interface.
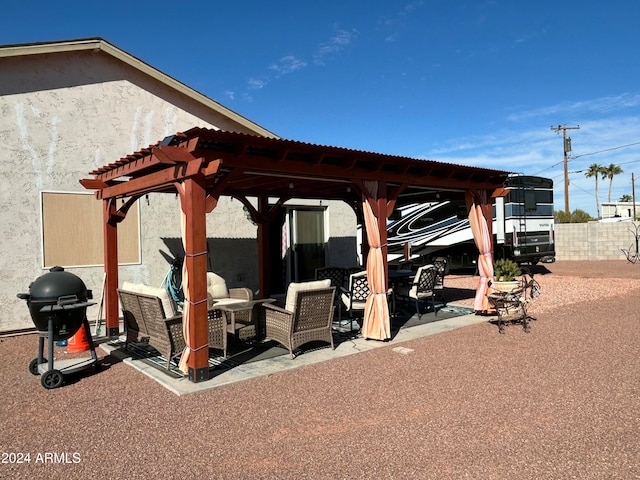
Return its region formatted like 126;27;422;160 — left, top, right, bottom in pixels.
0;47;356;333
0;52;232;332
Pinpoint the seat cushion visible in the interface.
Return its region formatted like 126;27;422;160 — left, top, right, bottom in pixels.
121;281;176;318
285;279;331;312
207;272;229;299
341;292;367;310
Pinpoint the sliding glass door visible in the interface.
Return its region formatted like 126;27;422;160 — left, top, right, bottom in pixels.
286;207;327;282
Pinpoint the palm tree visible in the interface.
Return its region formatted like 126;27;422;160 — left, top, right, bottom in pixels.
602;163;623;202
619;194;632;202
584;163;605;218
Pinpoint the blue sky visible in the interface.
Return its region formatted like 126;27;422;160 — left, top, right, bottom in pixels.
3;0;640;216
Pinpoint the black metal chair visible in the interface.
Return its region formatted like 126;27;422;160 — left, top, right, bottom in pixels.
432;256;447;303
315;267;345;289
400;265;438;319
338;271;370;331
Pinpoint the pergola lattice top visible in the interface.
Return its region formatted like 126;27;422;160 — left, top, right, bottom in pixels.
84;127;510;204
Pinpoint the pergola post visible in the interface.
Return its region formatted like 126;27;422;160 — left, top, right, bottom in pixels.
103;198;120;337
257;195;271;298
482;190;493;240
180;177;210;382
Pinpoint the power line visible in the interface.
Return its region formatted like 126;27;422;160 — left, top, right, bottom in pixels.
572;140;640;159
533;139;640;176
570;157;640;174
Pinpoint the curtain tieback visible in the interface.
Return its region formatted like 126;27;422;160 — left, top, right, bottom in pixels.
185;297;208;306
184;343;209;353
185;251;207;257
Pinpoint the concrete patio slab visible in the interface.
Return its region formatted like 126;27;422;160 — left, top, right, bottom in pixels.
99;307;486;396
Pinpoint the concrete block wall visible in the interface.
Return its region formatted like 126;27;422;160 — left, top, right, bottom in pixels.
555;222;639;260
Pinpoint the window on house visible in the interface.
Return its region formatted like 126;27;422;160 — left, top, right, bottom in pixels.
41;191;141;268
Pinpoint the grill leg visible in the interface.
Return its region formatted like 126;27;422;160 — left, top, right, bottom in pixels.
47;315;55;371
38;335;45;365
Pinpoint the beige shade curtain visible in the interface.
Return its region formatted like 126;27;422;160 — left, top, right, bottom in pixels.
466;190;494;313
361;180;391;340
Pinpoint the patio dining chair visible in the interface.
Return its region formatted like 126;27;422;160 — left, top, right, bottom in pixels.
315;267;345;289
338;270;394;329
396;264;438;319
338;270;370;330
432;256;447;303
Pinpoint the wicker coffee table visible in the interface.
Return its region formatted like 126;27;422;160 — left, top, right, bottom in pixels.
213;299;275;342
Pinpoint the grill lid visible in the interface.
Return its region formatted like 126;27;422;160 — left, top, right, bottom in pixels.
17;267;95;339
22;266;91;303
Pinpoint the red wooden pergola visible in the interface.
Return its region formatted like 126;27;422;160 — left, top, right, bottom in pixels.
81;128;510;382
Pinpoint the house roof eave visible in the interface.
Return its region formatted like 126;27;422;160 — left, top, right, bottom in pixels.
0;37;278;138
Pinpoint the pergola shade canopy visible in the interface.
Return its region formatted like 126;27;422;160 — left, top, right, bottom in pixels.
81;128;510;382
83;127;509;205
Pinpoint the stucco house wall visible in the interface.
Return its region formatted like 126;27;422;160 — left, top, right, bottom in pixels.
0;39;356;333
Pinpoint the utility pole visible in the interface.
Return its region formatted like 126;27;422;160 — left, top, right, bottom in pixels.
551;124;580;213
633;172;636;221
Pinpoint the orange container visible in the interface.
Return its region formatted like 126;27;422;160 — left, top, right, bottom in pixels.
67;325;90;353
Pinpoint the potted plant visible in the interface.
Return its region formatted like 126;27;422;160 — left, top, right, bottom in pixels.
492;258;521;292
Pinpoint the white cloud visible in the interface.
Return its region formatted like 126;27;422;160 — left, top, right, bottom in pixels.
268;55;308;77
401;1;423;15
247;78;267;90
425;108;640;216
507;93;640;122
313;27;359;65
234;27;357;99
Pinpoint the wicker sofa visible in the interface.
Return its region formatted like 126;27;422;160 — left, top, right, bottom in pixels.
262;279;336;359
118;284;226;369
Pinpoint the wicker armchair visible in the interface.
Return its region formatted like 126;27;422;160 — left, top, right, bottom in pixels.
262;282;336;359
207;272;252;303
207;308;227;357
207;272;254;336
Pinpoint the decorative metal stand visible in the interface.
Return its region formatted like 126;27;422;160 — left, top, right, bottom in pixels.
487;272;541;334
620;223;640;264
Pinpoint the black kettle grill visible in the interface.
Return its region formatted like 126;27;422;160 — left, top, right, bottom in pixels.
18;266;93;340
17;266;98;389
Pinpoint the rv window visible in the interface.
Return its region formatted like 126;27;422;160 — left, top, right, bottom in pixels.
524;190;537;212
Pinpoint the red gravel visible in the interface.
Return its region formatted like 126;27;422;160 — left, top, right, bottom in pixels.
1;260;639;479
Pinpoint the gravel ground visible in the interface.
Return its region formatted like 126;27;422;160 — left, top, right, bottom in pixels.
1;260;639;479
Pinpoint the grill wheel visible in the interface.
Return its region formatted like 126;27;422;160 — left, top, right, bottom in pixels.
41;369;64;389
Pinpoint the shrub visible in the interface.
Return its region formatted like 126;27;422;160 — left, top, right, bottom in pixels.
554;209;595;223
493;258;521;281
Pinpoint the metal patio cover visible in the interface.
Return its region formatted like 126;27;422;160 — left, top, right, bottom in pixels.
81;127;510;382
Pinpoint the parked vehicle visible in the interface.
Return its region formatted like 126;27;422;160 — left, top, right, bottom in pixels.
384;175;556;270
